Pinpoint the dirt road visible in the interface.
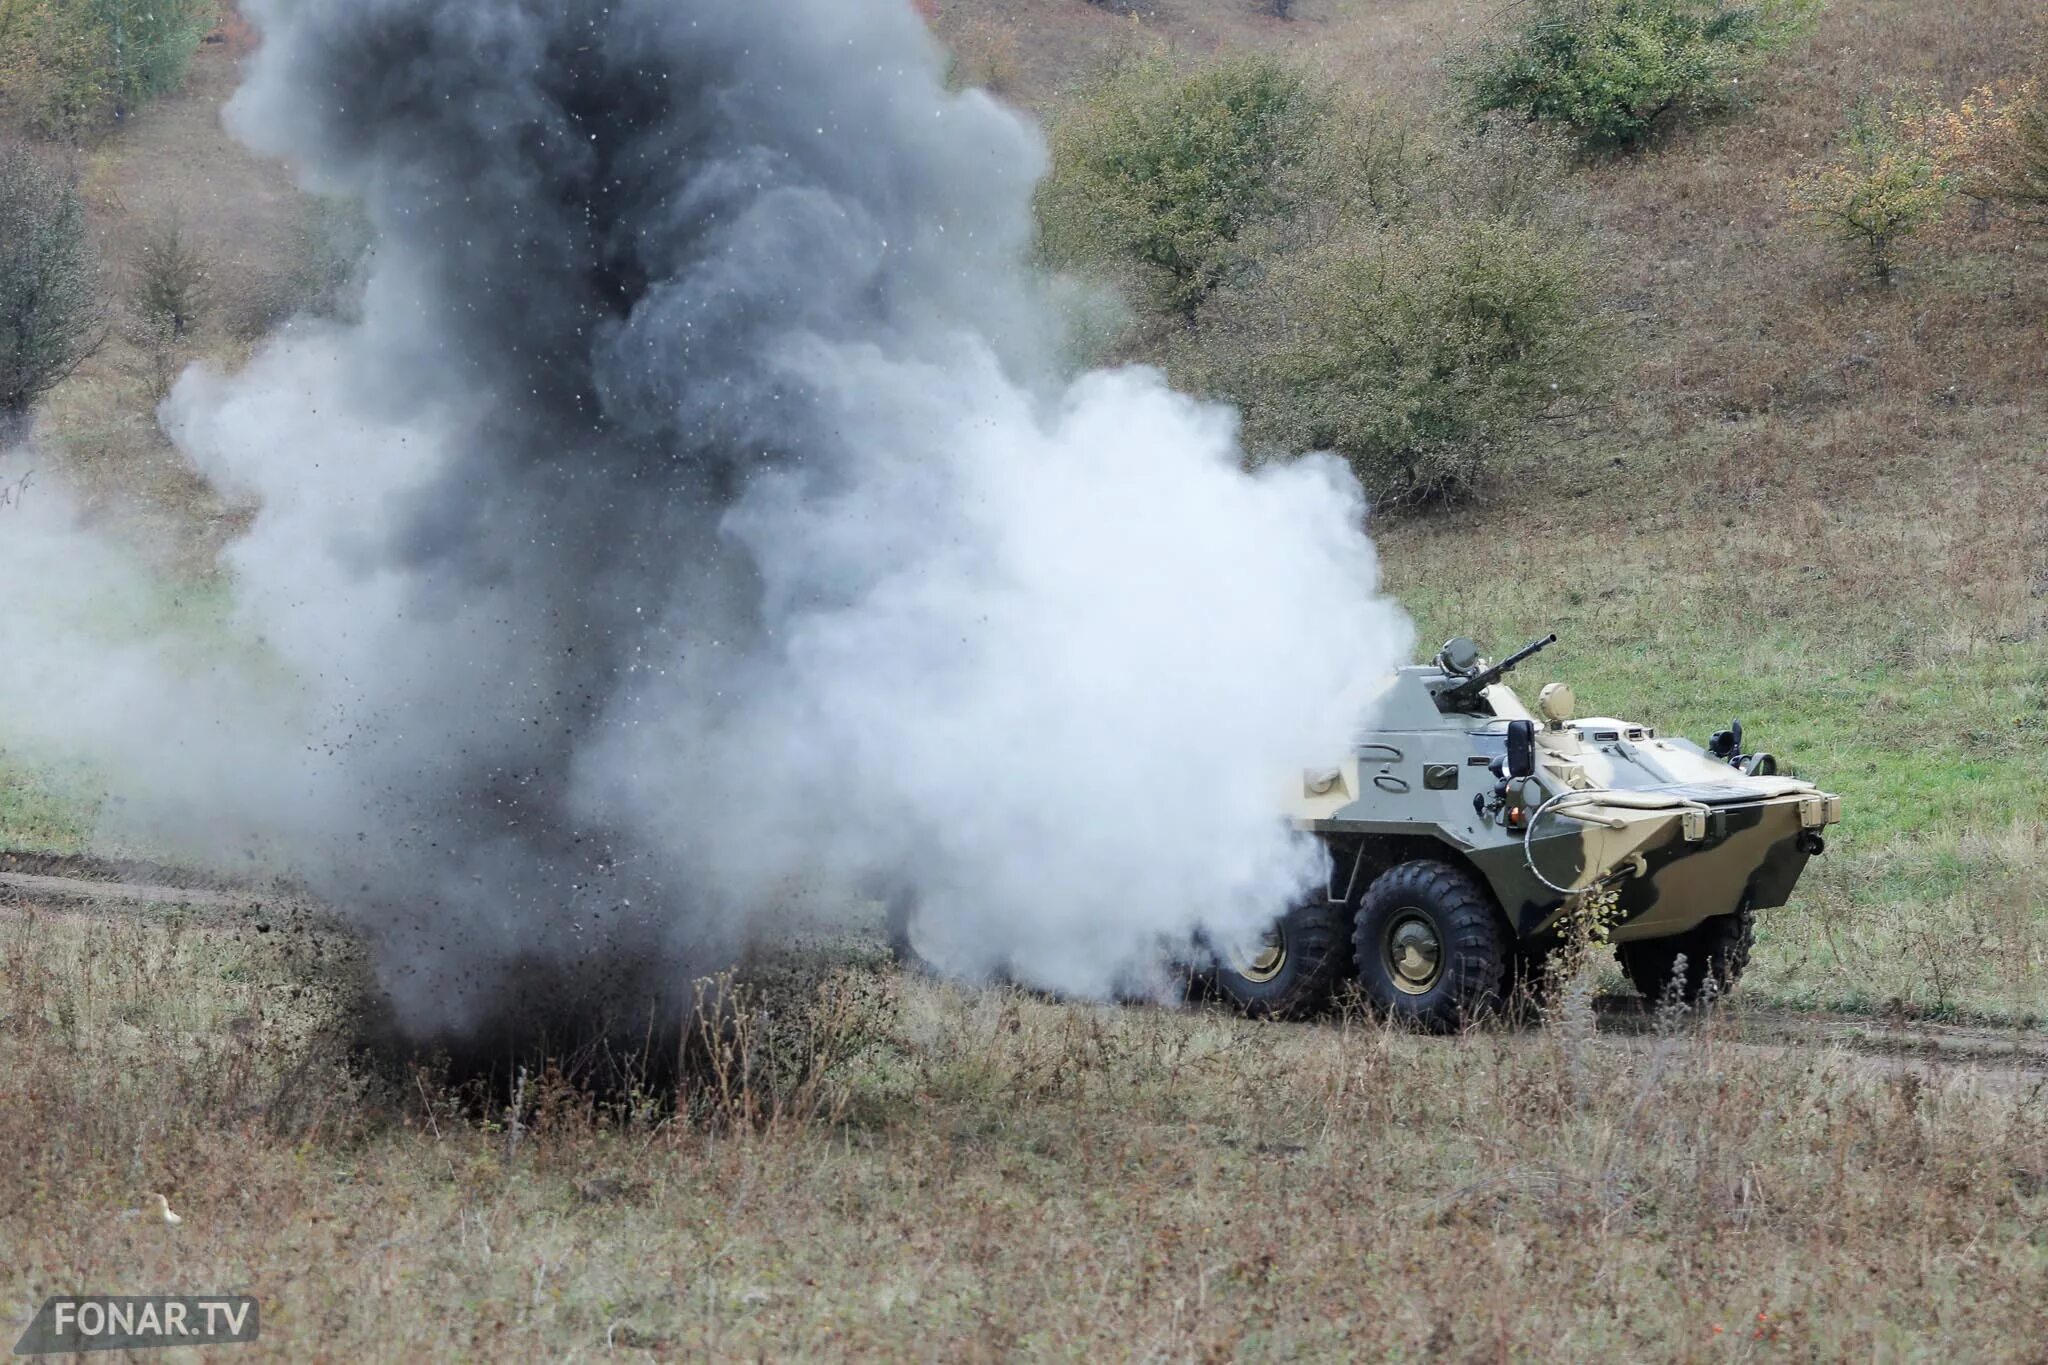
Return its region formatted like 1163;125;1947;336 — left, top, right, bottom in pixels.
5;861;2043;1084
0;869;266;911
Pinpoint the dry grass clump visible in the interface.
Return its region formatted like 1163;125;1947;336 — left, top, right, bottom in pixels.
3;902;2043;1359
1764;821;2048;1019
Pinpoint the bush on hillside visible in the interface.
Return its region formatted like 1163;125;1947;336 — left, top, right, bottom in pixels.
1449;0;1820;153
1035;51;1601;510
2003;79;2048;220
1035;56;1337;319
0;0;217;139
1037;54;1601;510
223;196;376;339
1786;95;1959;280
1193;217;1599;507
0;142;105;429
131;208;209;338
1967;68;2048;226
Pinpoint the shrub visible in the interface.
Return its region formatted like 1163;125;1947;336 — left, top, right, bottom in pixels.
1450;0;1821;153
1037;56;1603;510
1036;56;1335;319
1198;218;1599;507
1967;71;2048;225
131;208;208;338
2002;78;2048;220
1786;95;1958;280
0;142;105;430
233;195;373;338
129;313;185;405
0;0;217;139
126;208;208;405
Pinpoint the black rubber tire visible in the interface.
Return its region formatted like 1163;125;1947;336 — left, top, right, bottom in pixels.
1617;902;1756;1006
1353;861;1510;1032
1211;895;1355;1020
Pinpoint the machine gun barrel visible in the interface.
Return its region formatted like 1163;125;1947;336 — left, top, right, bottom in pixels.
1444;632;1558;703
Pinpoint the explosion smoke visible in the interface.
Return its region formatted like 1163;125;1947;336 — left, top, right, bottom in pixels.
0;0;1411;1041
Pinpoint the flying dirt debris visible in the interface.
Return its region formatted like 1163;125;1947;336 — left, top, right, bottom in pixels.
895;633;1843;1028
0;0;1411;1063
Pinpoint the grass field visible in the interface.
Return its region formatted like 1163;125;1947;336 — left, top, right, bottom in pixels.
3;0;2046;1356
2;904;2043;1359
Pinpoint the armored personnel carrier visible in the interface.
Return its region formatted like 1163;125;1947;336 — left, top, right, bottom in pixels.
1212;633;1841;1027
888;633;1841;1028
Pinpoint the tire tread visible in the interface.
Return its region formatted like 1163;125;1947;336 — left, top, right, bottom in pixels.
1215;894;1354;1020
1353;860;1509;1032
1617;902;1756;1005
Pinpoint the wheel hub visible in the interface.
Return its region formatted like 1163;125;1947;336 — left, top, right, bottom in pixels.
1227;928;1287;984
1383;912;1443;995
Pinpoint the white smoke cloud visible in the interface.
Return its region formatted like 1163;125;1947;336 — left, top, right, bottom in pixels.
0;0;1413;1032
582;347;1408;994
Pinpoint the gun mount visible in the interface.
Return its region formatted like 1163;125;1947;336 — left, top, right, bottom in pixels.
1434;632;1558;711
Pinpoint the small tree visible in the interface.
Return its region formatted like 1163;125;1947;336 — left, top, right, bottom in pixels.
1787;96;1957;280
131;208;208;337
0;142;105;431
1036;55;1333;319
1968;73;2048;225
1450;0;1820;153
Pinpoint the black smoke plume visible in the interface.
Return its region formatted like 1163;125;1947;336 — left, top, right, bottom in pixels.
0;0;1410;1063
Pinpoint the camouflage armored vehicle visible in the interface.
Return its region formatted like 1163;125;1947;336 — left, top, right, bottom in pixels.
1211;633;1842;1027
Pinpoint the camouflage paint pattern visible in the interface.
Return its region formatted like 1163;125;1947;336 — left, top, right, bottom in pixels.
1287;658;1841;946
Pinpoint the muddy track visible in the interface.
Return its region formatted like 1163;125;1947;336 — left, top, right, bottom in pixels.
0;869;267;910
1590;997;2048;1083
0;848;295;897
0;861;336;930
5;864;2044;1080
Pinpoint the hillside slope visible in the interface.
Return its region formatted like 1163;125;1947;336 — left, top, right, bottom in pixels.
932;0;2048;1017
4;0;2045;1017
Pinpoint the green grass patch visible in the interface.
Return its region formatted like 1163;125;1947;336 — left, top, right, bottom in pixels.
0;750;96;855
1389;515;2048;1018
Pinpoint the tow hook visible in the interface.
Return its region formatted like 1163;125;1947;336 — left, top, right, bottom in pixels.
1797;831;1826;856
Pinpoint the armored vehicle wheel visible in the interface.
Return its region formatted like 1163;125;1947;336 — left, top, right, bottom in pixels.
1353;861;1509;1031
1211;895;1353;1020
1617;902;1755;1006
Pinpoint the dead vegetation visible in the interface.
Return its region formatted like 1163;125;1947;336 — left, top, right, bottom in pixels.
1;901;2042;1359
